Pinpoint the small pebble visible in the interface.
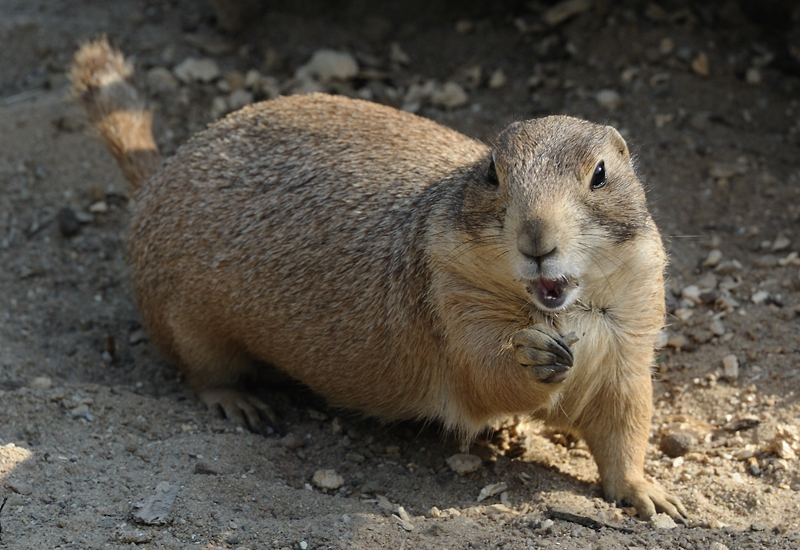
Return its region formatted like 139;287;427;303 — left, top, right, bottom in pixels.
57;207;81;237
194;461;223;475
751;290;769;305
691;52;709;77
446;453;483;475
281;433;305;450
71;403;90;418
709;318;726;336
296;50;358;82
430;82;468;109
89;200;108;214
722;355;739;380
146;67;179;93
312;469;344;490
771;233;791;252
703;249;723;267
173;57;221;84
681;285;702;305
389;42;410;65
709;542;730;550
544;0;592;26
595;89;622;110
477;482;507;502
488;68;507;89
660;431;695;458
745;67;761;85
128;330;147;345
228;90;254;111
659;37;675;55
8;480;33;495
29;376;52;390
650;512;678;529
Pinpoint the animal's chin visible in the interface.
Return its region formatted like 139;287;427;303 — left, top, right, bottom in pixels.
526;277;573;311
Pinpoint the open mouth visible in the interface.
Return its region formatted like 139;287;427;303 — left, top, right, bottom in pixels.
527;278;570;311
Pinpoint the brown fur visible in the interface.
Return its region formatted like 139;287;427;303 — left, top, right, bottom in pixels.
71;38;686;521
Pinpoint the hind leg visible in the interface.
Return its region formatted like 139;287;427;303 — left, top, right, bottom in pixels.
169;328;281;434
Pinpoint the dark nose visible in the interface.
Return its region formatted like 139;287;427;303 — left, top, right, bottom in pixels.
517;219;557;263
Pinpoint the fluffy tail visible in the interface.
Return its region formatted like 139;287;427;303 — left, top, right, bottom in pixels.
70;37;161;190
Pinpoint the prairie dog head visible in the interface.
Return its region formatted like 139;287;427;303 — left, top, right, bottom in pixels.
457;115;652;313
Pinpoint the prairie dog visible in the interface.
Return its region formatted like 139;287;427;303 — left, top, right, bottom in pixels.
71;39;686;521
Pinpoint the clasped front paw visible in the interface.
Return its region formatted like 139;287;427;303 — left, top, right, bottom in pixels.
513;325;576;383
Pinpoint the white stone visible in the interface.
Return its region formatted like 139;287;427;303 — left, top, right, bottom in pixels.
312;469;344;490
771;233;791;252
296;50;358;82
446;453;483;475
488;68;507;89
722;355;739;380
681;285;702;305
703;249;723;267
650;512;678;529
29;376;52;390
751;290;769;305
477;482;507;501
430;82;468;109
173;57;221;84
595;89;622;110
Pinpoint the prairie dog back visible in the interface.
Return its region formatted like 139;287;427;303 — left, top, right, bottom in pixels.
71;38;686;522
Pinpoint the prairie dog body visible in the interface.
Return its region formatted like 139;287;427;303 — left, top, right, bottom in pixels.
72;39;686;521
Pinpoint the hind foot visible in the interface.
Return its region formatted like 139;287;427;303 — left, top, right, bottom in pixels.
198;388;282;435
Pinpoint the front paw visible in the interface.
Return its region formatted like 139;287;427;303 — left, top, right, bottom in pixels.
512;325;575;383
607;478;688;524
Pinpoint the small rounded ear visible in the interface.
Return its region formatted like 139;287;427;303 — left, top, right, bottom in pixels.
487;151;499;186
607;126;630;160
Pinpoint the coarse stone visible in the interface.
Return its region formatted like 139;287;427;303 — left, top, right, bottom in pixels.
660;431;695;458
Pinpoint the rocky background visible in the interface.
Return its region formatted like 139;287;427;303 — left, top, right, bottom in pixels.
1;0;799;548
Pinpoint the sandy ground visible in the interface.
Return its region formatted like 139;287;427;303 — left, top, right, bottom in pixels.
1;1;800;548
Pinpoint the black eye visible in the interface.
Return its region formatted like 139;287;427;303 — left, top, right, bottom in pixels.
590;161;606;190
487;158;499;186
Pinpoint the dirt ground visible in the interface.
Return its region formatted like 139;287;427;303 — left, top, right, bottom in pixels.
1;1;800;548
